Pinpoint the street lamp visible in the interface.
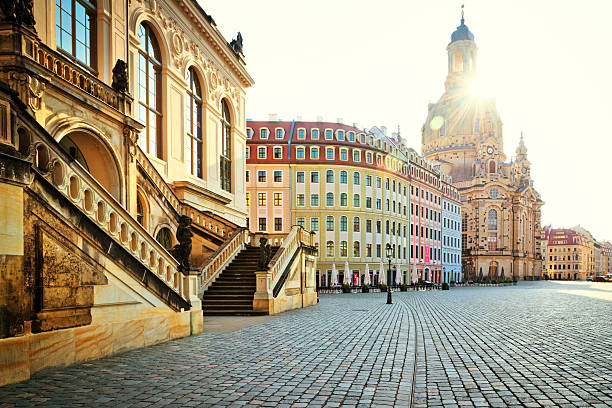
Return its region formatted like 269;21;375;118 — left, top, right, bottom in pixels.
386;244;393;304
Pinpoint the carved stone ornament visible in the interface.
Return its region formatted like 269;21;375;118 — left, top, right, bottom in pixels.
123;126;138;161
0;0;36;30
172;215;194;270
0;71;44;113
111;60;129;93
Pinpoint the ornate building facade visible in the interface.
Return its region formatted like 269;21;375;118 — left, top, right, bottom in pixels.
422;15;543;281
0;0;255;384
543;228;592;280
246;120;462;286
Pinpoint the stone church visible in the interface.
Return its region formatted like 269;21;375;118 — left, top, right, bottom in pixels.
421;14;543;281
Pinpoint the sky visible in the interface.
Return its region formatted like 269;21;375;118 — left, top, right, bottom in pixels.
202;0;612;241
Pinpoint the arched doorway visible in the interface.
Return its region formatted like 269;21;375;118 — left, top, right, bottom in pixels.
489;261;498;282
59;131;122;202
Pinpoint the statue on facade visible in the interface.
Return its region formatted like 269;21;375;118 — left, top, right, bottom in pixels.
111;60;129;93
257;237;271;270
0;0;36;30
172;215;194;270
230;32;243;56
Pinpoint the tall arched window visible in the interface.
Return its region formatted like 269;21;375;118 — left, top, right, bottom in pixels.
137;23;162;158
353;241;360;257
220;100;232;192
340;171;347;184
488;209;497;230
326;240;334;257
155;227;173;251
136;193;146;227
488;160;495;174
186;68;203;178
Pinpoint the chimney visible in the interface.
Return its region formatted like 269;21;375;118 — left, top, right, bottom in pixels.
381;126;387;134
337;117;343;124
353;122;359;128
296;115;302;121
316;115;323;122
268;113;278;121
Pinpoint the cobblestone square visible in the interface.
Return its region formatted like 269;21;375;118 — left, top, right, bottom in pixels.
1;281;611;407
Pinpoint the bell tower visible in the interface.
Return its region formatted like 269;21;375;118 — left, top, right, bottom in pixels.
445;6;478;92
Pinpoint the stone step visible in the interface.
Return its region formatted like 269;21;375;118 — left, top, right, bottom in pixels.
203;310;268;316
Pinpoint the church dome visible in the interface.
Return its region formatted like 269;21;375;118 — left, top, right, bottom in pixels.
451;18;474;43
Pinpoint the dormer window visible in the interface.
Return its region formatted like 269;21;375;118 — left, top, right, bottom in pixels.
325;129;333;140
312;128;320;139
260;128;269;139
297;128;306;139
275;128;284;139
246;128;253;138
337;130;345;141
348;131;355;142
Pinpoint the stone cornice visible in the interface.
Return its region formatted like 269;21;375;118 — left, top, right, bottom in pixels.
174;0;254;88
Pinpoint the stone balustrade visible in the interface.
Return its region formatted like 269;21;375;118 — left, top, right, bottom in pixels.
135;147;182;214
19;124;187;299
198;227;249;295
253;226;317;314
19;34;131;114
185;204;236;241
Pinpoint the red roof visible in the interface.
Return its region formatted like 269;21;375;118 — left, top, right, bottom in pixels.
547;228;581;246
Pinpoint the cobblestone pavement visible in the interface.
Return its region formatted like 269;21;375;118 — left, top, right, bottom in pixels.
1;281;611;407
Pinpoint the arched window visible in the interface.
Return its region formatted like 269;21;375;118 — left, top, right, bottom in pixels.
326;170;334;183
353;172;360;185
353;194;360;207
340;171;347;184
326;240;334;257
353;241;360;257
488;209;497;230
186;67;203;178
488;160;495;174
220;100;232;192
353;217;360;232
137;23;162;158
340;193;347;206
136;193;146;227
339;241;347;257
326;192;334;206
155;227;173;251
340;216;347;231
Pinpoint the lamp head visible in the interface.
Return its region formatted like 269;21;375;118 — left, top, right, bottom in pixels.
385;243;393;259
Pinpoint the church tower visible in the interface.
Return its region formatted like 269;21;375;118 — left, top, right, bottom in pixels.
421;9;503;182
421;8;544;282
445;11;477;92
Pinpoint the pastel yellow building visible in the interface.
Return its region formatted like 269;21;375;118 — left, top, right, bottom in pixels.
544;228;591;280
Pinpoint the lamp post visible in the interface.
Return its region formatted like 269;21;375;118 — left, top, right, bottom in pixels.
386;244;393;304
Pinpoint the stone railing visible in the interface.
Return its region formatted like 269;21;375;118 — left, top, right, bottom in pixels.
135;147;182;214
17;124;187;301
248;232;288;247
253;226;317;313
197;227;249;295
185;204;237;242
18;35;131;114
255;227;315;294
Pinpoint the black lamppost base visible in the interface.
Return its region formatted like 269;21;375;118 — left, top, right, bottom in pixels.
386;289;392;304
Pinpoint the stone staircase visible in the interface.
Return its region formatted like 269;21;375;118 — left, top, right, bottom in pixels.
202;245;278;316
